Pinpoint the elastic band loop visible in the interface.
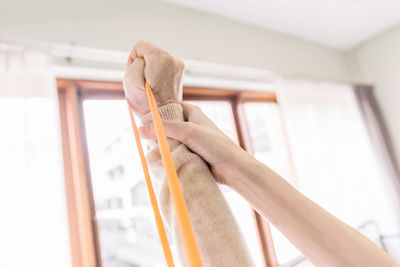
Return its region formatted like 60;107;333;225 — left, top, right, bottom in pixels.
145;82;203;267
126;82;203;267
126;99;175;267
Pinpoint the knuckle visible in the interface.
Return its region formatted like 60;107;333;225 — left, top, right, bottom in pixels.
160;52;173;66
135;57;144;64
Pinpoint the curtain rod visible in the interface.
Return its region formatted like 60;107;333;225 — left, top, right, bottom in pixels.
0;37;277;81
0;36;126;63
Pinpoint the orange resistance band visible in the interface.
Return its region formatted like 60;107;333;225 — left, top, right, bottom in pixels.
126;82;203;267
126;99;175;267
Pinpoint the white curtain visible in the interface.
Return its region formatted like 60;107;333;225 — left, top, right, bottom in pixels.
276;79;400;257
0;47;71;267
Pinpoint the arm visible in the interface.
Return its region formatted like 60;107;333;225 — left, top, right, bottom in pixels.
143;103;254;267
140;102;399;267
229;151;398;267
123;41;254;267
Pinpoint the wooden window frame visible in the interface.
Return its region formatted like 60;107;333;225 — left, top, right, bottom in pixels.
57;79;279;267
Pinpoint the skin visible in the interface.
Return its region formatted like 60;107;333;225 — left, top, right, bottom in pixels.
124;41;399;267
123;41;184;116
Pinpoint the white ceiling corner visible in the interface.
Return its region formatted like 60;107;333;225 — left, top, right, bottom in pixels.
161;0;400;50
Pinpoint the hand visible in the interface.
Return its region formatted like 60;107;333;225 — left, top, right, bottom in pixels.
138;102;250;184
123;41;185;116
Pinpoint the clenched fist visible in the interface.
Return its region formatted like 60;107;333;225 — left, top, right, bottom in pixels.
123;41;185;116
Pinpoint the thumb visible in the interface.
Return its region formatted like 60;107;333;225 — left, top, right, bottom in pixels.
138;120;196;144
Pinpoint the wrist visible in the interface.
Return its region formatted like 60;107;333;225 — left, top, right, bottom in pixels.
223;147;257;187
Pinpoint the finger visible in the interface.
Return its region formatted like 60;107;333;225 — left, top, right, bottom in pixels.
127;41;157;64
126;45;140;68
181;101;200;120
123;58;145;109
180;101;222;132
126;41;155;68
138;120;186;141
181;101;210;125
138;123;157;140
139;120;198;144
126;56;133;68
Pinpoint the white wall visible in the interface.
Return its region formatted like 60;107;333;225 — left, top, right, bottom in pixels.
0;0;351;82
351;24;400;168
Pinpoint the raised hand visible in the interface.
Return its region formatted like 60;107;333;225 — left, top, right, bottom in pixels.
123;41;185;116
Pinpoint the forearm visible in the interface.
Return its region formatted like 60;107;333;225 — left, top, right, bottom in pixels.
144;103;254;267
227;151;398;267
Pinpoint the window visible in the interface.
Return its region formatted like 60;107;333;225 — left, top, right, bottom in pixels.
83;99;171;267
106;165;125;180
57;80;282;267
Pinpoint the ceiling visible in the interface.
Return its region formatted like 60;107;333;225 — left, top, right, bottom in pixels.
161;0;400;50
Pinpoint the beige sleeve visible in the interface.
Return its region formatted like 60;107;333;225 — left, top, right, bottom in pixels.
141;102;255;267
